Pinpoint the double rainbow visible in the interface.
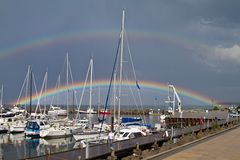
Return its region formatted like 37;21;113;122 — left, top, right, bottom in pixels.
16;79;216;106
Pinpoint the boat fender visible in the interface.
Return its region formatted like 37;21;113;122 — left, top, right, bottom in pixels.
164;130;169;137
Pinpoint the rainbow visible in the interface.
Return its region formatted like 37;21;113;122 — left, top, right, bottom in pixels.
15;79;216;106
0;29;178;60
0;30;118;59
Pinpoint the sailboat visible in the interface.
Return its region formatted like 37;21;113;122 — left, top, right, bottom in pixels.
97;10;151;143
73;57;108;141
25;69;51;137
39;54;82;139
48;75;67;116
0;85;8;133
0;84;27;134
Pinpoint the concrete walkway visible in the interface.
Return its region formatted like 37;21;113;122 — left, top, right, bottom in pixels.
164;127;240;160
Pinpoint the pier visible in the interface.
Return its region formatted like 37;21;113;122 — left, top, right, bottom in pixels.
145;123;240;160
24;112;239;160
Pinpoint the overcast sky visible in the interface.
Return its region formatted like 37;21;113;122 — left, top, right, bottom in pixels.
0;0;240;105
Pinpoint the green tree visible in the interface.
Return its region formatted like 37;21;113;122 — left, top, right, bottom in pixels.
213;106;219;111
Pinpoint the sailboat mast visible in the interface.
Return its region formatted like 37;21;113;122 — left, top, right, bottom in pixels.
29;67;32;116
57;75;61;107
66;53;69;118
0;85;3;116
44;71;48;115
0;85;3;107
118;10;125;123
25;66;30;111
97;87;100;117
89;58;93;115
113;72;116;122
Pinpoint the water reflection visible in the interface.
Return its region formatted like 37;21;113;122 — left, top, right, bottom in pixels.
37;137;75;156
0;115;160;159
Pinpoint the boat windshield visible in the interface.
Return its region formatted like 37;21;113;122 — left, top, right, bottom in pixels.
123;132;129;137
26;121;40;130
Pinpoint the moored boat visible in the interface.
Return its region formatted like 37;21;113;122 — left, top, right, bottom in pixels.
25;119;50;137
48;106;67;116
39;124;82;139
0;124;8;133
99;109;110;115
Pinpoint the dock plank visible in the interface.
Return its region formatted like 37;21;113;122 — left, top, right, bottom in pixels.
164;126;240;160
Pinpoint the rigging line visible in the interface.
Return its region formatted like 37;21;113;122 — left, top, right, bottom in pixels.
99;35;121;135
50;74;60;106
44;69;48;115
68;60;79;107
32;72;39;105
60;53;67;82
125;30;138;81
16;68;29;105
25;66;30;109
124;75;143;121
125;31;146;124
124;76;145;125
74;59;91;121
35;71;47;115
138;89;146;124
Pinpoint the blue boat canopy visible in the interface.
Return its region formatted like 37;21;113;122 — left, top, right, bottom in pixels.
121;117;142;123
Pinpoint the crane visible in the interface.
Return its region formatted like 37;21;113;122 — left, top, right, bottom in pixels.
165;84;182;115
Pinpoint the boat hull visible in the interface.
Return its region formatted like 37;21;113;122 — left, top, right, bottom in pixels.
24;130;40;138
0;129;8;134
9;125;25;133
40;126;82;139
73;131;106;141
99;111;110;115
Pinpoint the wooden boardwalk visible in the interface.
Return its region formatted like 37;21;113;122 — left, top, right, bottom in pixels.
163;126;240;160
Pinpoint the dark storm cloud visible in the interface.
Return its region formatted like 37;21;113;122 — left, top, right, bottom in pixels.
0;0;240;104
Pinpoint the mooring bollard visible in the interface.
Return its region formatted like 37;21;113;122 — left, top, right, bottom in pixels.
136;142;140;150
151;139;159;150
171;126;174;141
111;148;115;156
107;147;117;160
45;148;50;160
133;143;142;158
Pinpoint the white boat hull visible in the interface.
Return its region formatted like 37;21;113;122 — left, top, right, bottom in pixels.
9;125;25;133
40;126;82;139
73;132;106;141
48;110;67;116
0;126;8;133
25;130;40;136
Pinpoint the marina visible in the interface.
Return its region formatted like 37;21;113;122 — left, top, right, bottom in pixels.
0;110;238;159
0;114;157;159
1;2;240;160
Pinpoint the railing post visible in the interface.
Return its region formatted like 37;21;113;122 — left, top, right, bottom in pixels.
85;140;89;159
133;143;142;158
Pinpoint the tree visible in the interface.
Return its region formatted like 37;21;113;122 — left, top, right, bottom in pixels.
213;106;219;111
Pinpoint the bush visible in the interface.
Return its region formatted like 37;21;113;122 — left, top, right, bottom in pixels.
213;106;219;111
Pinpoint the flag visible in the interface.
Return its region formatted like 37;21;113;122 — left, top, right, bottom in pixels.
136;80;141;90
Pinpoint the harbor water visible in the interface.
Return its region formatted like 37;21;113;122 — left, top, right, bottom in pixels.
0;114;161;160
